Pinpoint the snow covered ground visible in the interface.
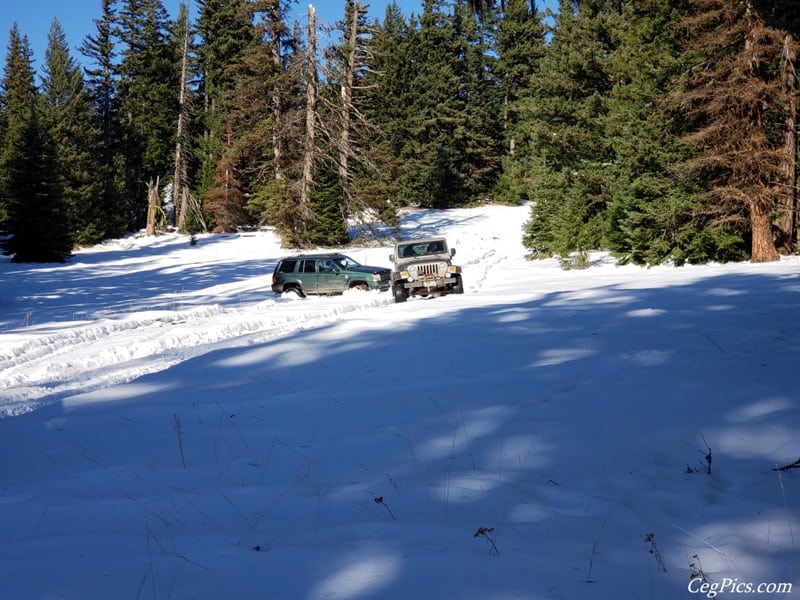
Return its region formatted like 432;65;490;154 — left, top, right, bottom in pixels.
1;203;799;599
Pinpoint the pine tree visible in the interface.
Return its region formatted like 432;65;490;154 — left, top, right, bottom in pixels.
228;1;301;233
600;0;740;266
0;26;72;262
767;2;799;251
676;0;797;262
306;163;350;246
195;0;255;198
315;0;400;239
519;0;618;260
41;19;106;246
494;0;546;202
204;125;248;232
80;0;126;240
347;2;406;224
360;1;413;172
401;0;502;208
0;53;8;229
452;0;503;202
116;0;179;231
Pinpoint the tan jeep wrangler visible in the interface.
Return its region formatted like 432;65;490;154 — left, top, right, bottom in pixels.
389;237;464;303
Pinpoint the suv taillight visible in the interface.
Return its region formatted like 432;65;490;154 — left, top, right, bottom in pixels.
272;273;277;285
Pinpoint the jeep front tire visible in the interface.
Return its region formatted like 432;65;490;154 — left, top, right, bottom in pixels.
393;282;408;303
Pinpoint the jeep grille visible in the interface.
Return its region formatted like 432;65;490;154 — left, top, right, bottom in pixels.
416;263;439;277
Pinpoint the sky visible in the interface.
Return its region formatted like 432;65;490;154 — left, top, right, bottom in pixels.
1;0;559;77
0;0;418;73
1;0;559;76
1;203;799;598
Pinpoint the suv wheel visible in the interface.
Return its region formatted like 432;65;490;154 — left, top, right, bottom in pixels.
350;281;369;292
285;285;306;298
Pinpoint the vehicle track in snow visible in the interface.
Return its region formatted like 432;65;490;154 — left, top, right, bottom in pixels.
0;204;531;417
0;293;393;416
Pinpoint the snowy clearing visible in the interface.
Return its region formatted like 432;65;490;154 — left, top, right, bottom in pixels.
1;203;799;599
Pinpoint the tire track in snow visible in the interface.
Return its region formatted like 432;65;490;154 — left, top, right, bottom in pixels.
0;293;392;416
1;203;531;417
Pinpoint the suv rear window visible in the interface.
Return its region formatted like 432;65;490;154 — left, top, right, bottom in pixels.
277;259;297;274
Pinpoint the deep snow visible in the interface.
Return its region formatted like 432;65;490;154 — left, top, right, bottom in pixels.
1;204;799;599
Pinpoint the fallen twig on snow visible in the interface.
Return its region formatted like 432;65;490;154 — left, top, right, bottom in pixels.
773;457;800;472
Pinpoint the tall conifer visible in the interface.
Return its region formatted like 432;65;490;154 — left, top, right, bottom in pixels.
402;0;501;208
519;0;617;260
41;19;106;245
195;0;255;197
1;26;72;262
80;0;126;239
676;0;797;262
494;0;546;202
116;0;179;230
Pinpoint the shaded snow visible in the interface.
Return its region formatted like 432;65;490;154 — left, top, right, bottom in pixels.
1;204;799;599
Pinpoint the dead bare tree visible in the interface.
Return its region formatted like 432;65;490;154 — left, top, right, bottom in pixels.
264;0;288;180
172;4;207;234
173;4;192;232
337;1;364;220
146;176;161;236
300;4;318;217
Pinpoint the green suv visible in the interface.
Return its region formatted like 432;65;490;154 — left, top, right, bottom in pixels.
271;253;391;297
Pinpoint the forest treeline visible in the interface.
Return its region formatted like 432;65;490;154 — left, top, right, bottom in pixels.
0;0;798;264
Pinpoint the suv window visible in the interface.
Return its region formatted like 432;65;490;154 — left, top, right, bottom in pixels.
300;259;316;273
278;259;297;274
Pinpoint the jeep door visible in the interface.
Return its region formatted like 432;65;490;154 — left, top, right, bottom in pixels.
316;258;348;294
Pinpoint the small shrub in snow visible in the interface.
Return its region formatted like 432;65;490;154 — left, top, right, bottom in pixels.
689;554;709;585
644;533;667;572
773;457;800;472
373;496;396;520
474;526;499;555
687;435;713;475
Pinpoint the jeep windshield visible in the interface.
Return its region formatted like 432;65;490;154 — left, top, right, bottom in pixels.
397;241;446;258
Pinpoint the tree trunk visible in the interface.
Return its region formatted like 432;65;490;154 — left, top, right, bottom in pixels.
268;1;285;180
750;200;780;262
777;32;797;252
300;4;317;219
174;8;191;233
146;177;160;236
743;1;779;262
338;1;362;228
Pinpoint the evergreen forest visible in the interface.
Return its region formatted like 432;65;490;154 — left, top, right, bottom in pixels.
0;0;798;265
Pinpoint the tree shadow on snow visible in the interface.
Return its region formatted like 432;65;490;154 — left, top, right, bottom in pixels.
1;270;800;599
